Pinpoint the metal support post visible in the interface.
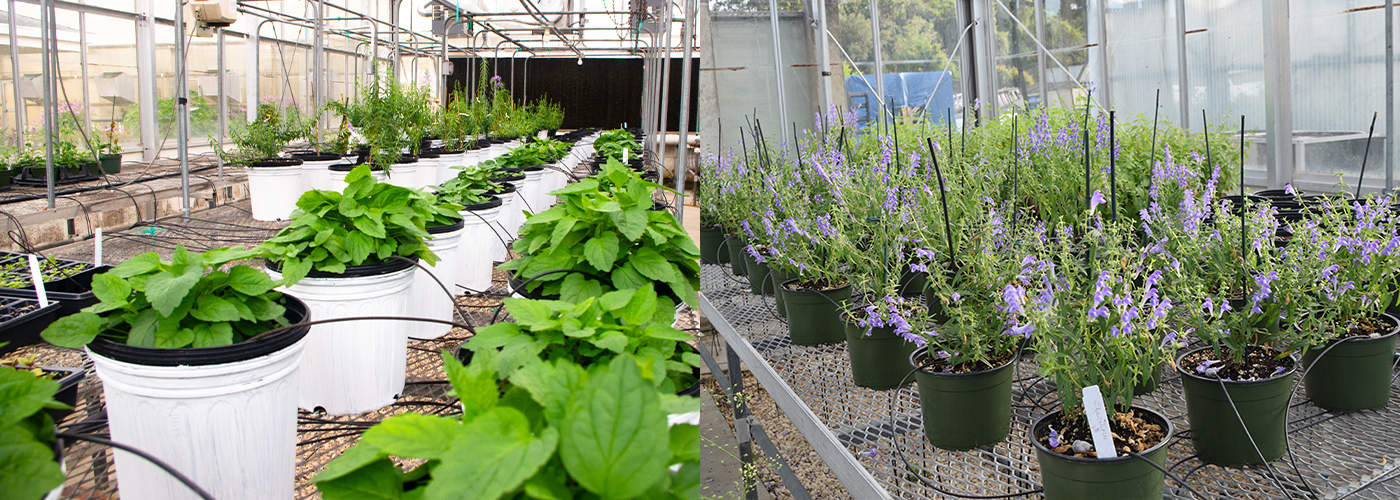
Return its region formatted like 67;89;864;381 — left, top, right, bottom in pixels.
247;21;262;124
392;0;402;78
217;29;226;176
1261;0;1292;189
728;343;758;500
1034;0;1047;108
1174;0;1189;129
8;0;21;147
868;0;883;125
657;1;675;163
768;0;788;143
175;0;190;219
1387;0;1394;192
136;0;158;161
40;0;55;208
79;11;91;140
675;0;695;221
814;0;832;112
1089;0;1110;111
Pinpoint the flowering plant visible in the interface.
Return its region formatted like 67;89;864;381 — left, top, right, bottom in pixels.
1022;216;1181;417
1283;195;1400;349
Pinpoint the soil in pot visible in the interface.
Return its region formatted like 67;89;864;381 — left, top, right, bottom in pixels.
910;347;1015;450
1302;313;1399;412
1177;345;1296;466
841;306;918;390
1032;407;1172;500
781;278;850;346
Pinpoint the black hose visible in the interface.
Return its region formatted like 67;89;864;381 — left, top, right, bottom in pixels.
57;432;217;500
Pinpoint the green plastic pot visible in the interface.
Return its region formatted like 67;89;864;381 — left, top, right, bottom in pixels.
744;253;769;295
700;227;724;265
842;307;917;390
1032;406;1174;500
922;287;950;323
727;237;747;276
769;266;792;317
1302;313;1399;413
1177;345;1296;466
898;270;928;297
781;278;850;346
1133;363;1163;397
910;347;1014;450
99;154;122;174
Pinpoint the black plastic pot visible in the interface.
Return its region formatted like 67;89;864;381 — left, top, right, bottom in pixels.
910;347;1014;450
0;254;112;318
841;306;917;390
1301;313;1400;412
89;295;312;367
15;162;99;185
328;162;384;172
1032;407;1174;499
291;152;342;162
43;365;84;423
700;226;725;265
727;236;746;276
245;158;304;168
99;154;122;173
1176;345;1295;466
781;279;849;346
0;297;62;355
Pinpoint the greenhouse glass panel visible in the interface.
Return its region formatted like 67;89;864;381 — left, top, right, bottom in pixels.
1104;0;1183;126
872;0;963;130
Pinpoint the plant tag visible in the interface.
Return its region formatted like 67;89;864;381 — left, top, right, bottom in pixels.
27;254;49;308
1081;385;1117;459
623;147;629;162
94;228;103;265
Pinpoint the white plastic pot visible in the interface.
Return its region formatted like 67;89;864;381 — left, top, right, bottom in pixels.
268;262;416;415
489;189;516;263
327;168;386;192
412;157;438;189
523;168;546;213
87;300;311;500
383;163;419;188
245;165;304;221
460;201;504;292
437;153;465;184
505;183;530;239
407;223;464;340
300;158;341;194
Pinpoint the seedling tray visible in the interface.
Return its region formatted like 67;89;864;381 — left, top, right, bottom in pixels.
0;297;62;355
13;162;101;186
0;252;111;318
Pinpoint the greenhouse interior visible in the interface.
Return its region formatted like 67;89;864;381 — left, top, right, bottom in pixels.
6;0;1400;499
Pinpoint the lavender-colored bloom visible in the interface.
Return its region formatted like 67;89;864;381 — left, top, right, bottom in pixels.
1196;359;1221;374
1005;323;1035;337
1003;284;1027;315
950;292;961;302
1048;428;1061;448
1089;190;1107;214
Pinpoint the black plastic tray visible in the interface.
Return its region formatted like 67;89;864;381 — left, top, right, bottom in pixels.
0;253;111;318
0;297;63;355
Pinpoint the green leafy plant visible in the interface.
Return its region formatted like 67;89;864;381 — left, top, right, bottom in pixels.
532;97;565;131
0;361;67;500
465;284;701;392
0;256;91;289
433;165;502;206
593;129;640;163
313;351;699;500
40;245;294;349
256;165;460;284
211;104;300;165
499;159;701;305
330;65;432;170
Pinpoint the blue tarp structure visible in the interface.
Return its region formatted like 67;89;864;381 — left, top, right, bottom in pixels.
844;71;955;127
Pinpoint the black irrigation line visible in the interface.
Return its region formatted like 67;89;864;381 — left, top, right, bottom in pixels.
58;432;217;500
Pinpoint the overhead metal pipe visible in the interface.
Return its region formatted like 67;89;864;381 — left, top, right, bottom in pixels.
673;0;695;222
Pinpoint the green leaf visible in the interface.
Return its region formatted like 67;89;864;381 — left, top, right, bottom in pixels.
423;407;559;500
144;270;201;317
191;322;234;348
154;323;194;349
0;426;66;500
0;368;59;427
362;413;463;459
668;424;700;464
441;350;499;423
39;312;101;348
558;273;602;304
644;324;694;342
609;207;648;241
245;296;288;322
597;288;635;312
560;356;670;499
630;247;676;282
548;216;578;250
508;359;588;423
611;263;650;291
505;298;556;330
314;441;388;483
126;309;160;347
91;273;132;304
191;295;243;323
226;265;277;296
316;458;403;500
552;179;599;195
110;252;162;278
344;231;376;264
582;232;621;271
671;462;701;500
522;462;573;500
589;331;628;353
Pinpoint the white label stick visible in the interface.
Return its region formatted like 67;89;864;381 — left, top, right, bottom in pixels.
94;227;103;265
27;254;49;308
1081;385;1117;459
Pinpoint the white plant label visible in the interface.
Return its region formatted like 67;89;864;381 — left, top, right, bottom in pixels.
1081;385;1117;459
94;227;103;265
623;147;630;162
27;254;48;308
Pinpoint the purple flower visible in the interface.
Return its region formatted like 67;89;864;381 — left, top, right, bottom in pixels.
1271;366;1286;377
1089;189;1106;214
1196;359;1221;374
950;292;961;302
1005;323;1035;337
1048;428;1060;448
1003;284;1027;315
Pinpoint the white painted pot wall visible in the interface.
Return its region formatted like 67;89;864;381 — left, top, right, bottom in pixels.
460;206;503;292
245;165;304;222
383;164;419;188
300;159;341;193
269;267;415;415
327;169;385;192
437;153;465;184
505;187;529;238
412;158;438;189
489;193;516;262
407;227;464;340
89;337;308;500
523;169;546;213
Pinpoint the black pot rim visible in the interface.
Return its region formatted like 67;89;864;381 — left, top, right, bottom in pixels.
418;151;441;159
246;158;304;167
264;255;418;279
291;153;342;161
439;149;464;155
328;163;383;172
427;218;466;234
1030;406;1175;463
1174;344;1298;384
523;165;545;172
700;225;723;232
490;174;526;183
460;195;503;211
909;346;1017;377
88;296;312;367
486;184;518;195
